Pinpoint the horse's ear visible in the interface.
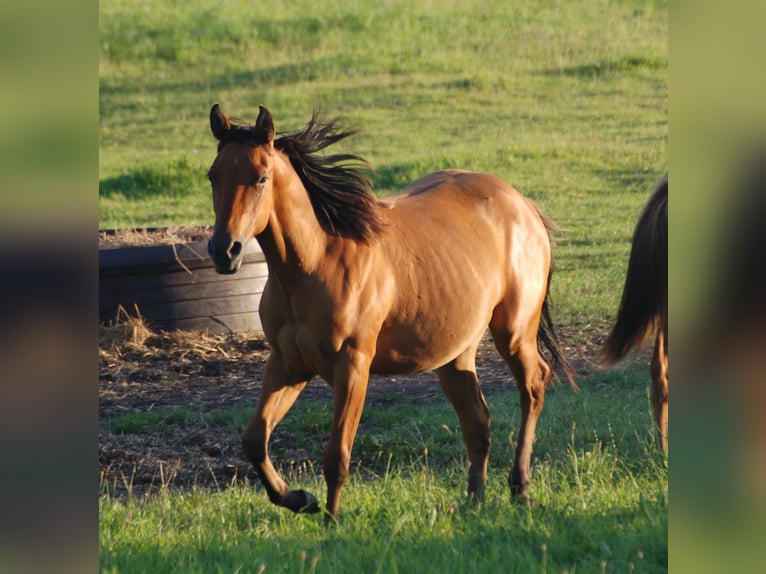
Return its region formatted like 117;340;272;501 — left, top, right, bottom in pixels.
210;104;231;141
255;105;275;143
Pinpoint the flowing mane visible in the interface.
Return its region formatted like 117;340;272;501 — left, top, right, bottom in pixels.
275;110;384;244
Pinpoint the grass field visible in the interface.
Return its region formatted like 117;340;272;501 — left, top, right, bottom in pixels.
99;0;667;336
99;0;667;572
100;357;667;573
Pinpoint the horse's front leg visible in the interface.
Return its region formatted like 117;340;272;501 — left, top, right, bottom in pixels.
323;342;372;523
241;352;317;513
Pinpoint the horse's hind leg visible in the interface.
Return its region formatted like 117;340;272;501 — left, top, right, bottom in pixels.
650;328;669;453
241;352;317;513
491;324;551;504
437;346;491;501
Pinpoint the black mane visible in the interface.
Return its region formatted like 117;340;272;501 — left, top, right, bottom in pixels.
275;110;384;244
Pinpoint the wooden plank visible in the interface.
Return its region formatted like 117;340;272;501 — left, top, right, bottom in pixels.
98;275;268;310
99;263;268;293
99;240;265;273
141;293;262;319
154;312;263;334
100;295;260;329
101;291;263;321
99;238;268;333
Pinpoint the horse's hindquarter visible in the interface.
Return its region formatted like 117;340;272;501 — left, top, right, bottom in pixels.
371;171;551;374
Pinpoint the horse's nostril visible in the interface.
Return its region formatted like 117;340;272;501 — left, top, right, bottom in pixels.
229;241;243;257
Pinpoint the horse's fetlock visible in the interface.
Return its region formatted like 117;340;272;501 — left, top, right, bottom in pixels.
323;467;349;487
242;437;267;464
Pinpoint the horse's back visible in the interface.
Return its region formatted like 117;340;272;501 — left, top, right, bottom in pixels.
380;170;547;240
383;169;525;207
370;170;553;373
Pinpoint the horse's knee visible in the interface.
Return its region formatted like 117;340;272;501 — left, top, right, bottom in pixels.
523;381;546;416
515;358;547;412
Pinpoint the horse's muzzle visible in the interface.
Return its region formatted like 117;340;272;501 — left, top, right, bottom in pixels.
208;235;244;275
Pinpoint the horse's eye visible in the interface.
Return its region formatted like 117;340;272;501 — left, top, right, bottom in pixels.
254;175;269;188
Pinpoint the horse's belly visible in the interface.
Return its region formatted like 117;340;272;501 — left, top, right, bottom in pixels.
370;345;436;375
370;312;490;375
370;336;477;375
369;261;502;374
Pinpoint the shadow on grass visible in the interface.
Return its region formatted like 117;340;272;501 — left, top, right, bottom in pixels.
100;56;365;101
592;167;665;194
371;159;465;193
99;158;205;199
538;56;666;79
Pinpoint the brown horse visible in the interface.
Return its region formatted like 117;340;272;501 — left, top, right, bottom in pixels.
601;173;668;452
207;104;575;521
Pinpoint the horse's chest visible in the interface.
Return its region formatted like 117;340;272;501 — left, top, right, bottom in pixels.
274;318;356;381
262;272;391;377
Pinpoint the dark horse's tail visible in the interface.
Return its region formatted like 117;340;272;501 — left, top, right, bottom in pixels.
535;206;578;388
601;174;668;365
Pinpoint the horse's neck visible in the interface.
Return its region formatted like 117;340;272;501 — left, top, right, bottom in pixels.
256;153;327;278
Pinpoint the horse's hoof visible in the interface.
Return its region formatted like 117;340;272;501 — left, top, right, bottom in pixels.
510;483;536;507
467;490;485;504
283;489;320;514
513;493;536;508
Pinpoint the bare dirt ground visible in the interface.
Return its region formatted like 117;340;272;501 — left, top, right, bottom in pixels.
98;317;600;498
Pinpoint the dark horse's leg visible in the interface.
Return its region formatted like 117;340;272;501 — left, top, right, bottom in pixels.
491;326;551;504
650;327;669;453
437;347;491;501
241;352;318;513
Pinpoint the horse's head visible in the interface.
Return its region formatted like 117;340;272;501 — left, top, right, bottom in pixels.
207;103;276;274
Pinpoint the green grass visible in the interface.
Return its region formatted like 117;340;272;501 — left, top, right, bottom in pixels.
107;406;203;434
100;0;667;571
100;363;667;573
99;0;667;336
100;473;665;574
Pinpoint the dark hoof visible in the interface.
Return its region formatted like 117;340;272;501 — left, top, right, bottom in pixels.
283;490;320;514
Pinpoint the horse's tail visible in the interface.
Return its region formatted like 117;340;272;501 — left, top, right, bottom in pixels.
600;173;668;365
535;206;578;389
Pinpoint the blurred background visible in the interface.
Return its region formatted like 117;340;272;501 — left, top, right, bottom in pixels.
673;1;766;571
